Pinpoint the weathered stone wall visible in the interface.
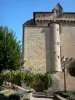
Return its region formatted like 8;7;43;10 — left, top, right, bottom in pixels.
23;23;75;73
23;27;51;73
35;13;54;20
35;13;75;21
61;23;75;58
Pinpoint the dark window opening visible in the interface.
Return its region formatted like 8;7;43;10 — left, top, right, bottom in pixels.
58;56;59;58
55;10;62;17
54;52;56;54
59;25;61;34
43;20;45;22
43;14;45;16
37;20;39;22
57;42;59;45
60;46;61;56
57;29;58;31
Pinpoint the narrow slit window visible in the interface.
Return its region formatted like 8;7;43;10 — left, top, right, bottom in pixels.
54;52;56;54
58;56;59;58
57;42;59;45
57;29;58;31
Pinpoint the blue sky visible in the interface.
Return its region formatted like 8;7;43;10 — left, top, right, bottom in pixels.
0;0;75;44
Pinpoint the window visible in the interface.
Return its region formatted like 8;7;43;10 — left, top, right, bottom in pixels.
43;14;45;17
60;46;61;56
57;42;59;45
54;52;56;54
55;10;61;17
58;56;59;58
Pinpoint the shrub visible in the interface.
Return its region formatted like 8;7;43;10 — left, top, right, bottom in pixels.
12;71;25;86
0;73;4;86
1;70;53;92
44;72;54;88
24;72;54;92
43;90;48;95
9;94;20;100
0;93;9;100
24;73;34;86
68;61;75;77
1;70;25;86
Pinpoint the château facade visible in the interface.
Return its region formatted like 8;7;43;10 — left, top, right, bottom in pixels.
22;3;75;73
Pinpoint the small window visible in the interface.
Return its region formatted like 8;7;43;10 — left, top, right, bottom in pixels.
43;20;45;22
40;20;42;23
54;52;56;54
57;29;58;31
59;25;61;34
37;20;39;23
58;56;59;58
60;46;61;56
43;14;45;16
55;10;61;17
57;42;59;45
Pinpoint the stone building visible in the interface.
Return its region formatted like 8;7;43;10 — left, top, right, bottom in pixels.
22;3;75;73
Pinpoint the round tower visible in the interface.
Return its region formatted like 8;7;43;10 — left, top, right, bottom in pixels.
49;22;61;72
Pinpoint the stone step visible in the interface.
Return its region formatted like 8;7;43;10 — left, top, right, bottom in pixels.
32;92;53;98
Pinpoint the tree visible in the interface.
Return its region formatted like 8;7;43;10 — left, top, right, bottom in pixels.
0;26;22;72
68;60;75;77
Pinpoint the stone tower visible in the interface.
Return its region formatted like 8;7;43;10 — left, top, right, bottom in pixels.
22;3;75;73
49;22;61;72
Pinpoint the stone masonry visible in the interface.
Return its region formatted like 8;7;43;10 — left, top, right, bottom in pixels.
23;3;75;73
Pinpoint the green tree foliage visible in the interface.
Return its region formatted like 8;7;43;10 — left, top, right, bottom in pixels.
68;61;75;77
0;26;22;72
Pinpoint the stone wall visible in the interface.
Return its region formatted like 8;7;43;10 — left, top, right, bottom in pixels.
35;13;75;21
61;23;75;58
35;13;54;20
23;23;75;73
23;27;51;73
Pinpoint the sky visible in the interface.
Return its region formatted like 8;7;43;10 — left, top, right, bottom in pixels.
0;0;75;44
